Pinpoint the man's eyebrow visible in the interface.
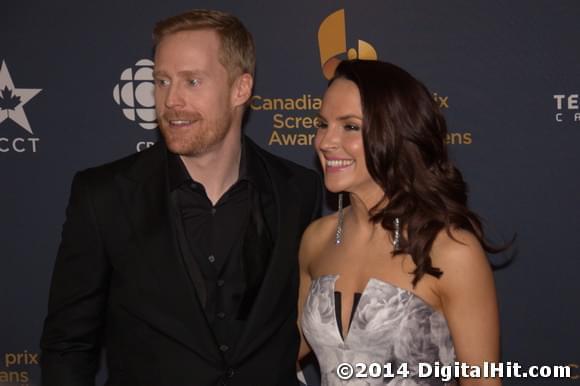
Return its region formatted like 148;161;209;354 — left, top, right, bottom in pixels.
152;70;207;78
153;70;168;78
177;70;207;78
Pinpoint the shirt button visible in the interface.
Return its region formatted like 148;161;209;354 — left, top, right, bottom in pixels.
211;207;216;215
217;279;225;287
226;368;235;378
219;344;229;352
208;255;215;263
216;312;226;319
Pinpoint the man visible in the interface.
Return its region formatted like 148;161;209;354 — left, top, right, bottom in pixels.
40;9;321;386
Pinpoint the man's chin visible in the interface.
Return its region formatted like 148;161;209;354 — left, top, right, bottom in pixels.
165;141;202;157
159;129;196;155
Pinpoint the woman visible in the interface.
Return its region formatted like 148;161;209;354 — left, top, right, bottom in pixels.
298;60;501;385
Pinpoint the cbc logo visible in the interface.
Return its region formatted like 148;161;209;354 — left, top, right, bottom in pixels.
113;59;157;130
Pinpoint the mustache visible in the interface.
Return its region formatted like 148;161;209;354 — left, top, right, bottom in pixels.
161;111;202;121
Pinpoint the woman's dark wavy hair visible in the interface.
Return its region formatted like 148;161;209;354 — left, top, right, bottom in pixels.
332;59;499;286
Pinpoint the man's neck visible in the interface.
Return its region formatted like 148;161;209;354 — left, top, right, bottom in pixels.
180;129;243;205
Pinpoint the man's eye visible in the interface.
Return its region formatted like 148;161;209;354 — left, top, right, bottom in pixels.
188;79;200;86
155;79;170;87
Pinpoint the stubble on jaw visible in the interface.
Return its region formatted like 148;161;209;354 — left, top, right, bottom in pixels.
158;113;233;157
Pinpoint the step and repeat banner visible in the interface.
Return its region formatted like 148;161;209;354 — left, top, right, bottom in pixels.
1;1;579;385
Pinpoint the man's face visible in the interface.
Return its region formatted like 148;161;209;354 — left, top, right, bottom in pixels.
153;29;237;157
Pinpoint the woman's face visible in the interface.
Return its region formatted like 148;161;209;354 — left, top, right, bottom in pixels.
315;78;382;201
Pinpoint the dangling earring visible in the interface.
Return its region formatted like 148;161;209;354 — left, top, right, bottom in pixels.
393;217;401;250
335;193;344;245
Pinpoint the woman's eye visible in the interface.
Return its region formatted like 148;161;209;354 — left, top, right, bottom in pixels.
344;124;360;131
314;119;328;129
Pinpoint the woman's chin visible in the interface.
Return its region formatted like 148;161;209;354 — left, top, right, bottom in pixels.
323;183;347;194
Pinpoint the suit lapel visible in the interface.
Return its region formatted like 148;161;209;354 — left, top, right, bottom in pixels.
232;152;302;361
115;144;221;362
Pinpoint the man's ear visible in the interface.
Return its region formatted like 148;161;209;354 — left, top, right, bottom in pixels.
231;73;254;107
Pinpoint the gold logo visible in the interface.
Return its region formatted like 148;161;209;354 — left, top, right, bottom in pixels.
318;9;378;79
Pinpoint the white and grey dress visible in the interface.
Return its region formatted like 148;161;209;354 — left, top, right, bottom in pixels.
301;275;457;385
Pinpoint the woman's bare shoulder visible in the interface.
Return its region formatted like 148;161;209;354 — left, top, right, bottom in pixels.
299;213;338;265
430;228;494;298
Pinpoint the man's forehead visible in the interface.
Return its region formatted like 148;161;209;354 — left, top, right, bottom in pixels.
156;28;221;47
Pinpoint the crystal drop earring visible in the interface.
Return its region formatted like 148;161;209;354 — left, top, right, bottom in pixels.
335;193;344;245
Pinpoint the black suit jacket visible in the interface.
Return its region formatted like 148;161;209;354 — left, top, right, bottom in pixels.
40;138;322;386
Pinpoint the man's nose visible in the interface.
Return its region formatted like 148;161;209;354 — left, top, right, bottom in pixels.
164;85;185;109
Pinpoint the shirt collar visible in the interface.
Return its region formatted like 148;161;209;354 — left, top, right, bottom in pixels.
167;137;267;192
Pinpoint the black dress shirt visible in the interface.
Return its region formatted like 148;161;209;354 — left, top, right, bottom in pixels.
167;140;276;357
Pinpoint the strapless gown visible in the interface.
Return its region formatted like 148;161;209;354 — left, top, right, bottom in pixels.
301;274;457;385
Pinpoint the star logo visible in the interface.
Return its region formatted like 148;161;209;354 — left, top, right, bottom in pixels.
0;60;42;134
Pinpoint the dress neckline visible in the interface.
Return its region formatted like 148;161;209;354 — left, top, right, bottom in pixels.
312;274;445;345
316;274;442;314
333;291;362;340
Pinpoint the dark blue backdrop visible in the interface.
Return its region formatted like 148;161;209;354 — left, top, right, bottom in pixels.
1;1;579;385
